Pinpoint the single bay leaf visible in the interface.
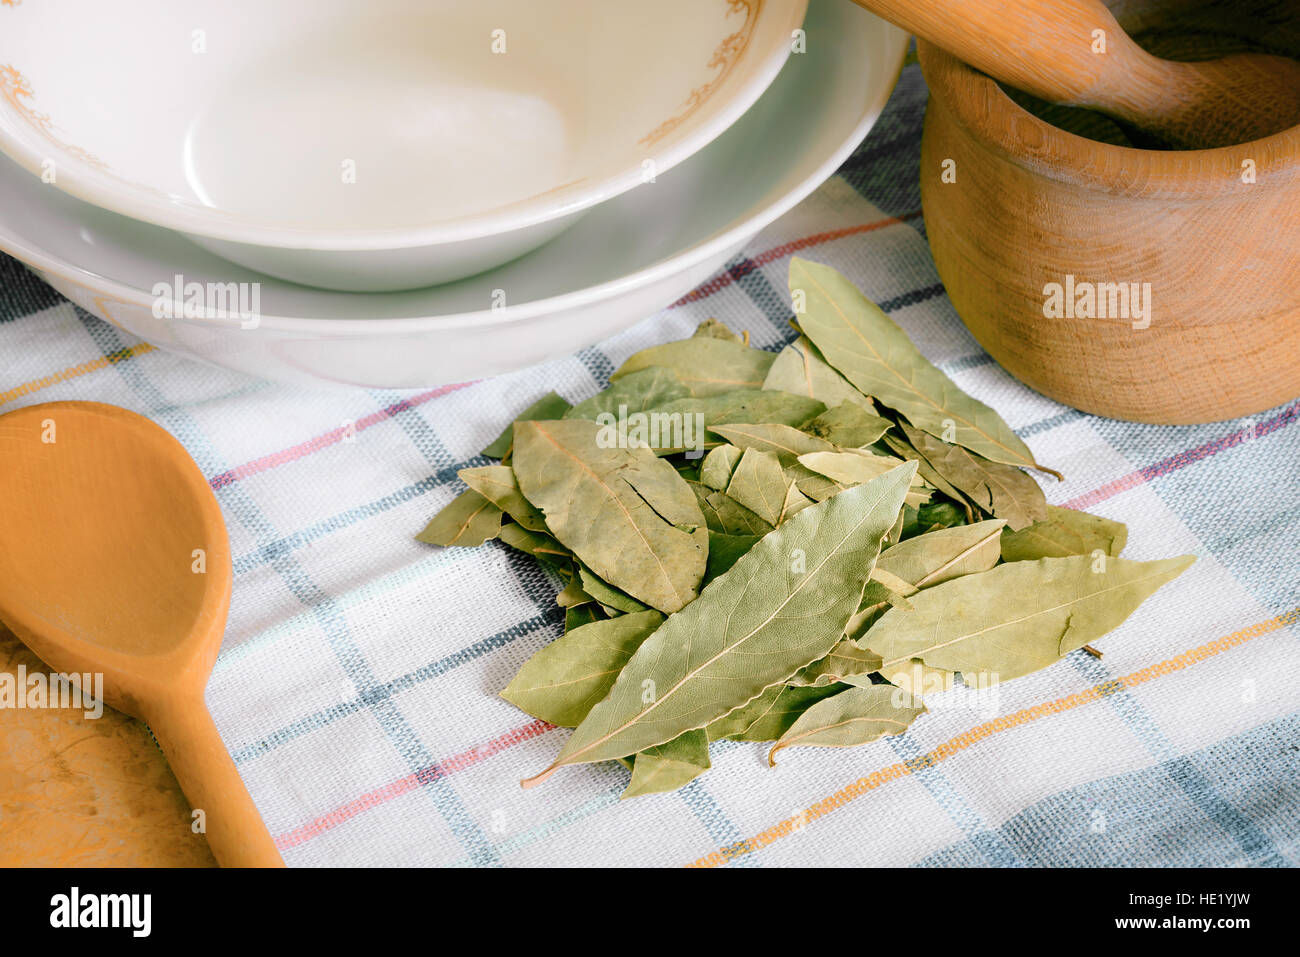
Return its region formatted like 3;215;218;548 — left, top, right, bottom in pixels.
712;422;837;464
1001;505;1128;562
691;482;774;536
513;419;707;613
700;444;743;490
798;450;907;486
725;448;791;526
481;391;571;458
707;684;843;742
563;367;690;421
705;531;761;584
417;489;503;547
692;318;744;343
789;257;1059;477
789;639;883;687
797;450;932;508
611;338;775;396
498;523;571;567
862;554;1195;680
847;520;1007;641
768;684;925;765
762;336;876;410
578;565;648;615
501;610;664;727
459;465;548;533
899;423;1047;531
876;519;1006;594
521;464;918;784
622;729;710;798
802;402;893;448
643;391;825;453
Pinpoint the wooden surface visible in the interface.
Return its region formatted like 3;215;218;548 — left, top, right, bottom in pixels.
0;402;282;866
852;0;1300;149
917;0;1300;423
0;621;216;867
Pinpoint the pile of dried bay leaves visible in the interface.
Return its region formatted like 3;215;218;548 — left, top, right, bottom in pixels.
420;258;1193;798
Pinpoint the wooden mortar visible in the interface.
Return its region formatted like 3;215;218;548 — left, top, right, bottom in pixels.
919;0;1300;423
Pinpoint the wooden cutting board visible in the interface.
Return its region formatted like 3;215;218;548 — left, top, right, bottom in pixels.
0;622;216;867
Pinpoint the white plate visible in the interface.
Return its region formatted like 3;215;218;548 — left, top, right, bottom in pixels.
0;0;806;290
0;0;906;388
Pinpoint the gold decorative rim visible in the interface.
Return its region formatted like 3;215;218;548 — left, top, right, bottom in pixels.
0;64;109;170
639;0;763;147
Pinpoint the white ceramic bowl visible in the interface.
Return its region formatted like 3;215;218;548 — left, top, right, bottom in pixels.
0;0;806;290
0;0;906;387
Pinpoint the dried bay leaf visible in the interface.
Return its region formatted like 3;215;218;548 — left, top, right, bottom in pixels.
798;451;932;508
513;419;708;614
1001;505;1128;562
862;553;1195;680
690;482;774;536
763;336;877;410
623;729;710;798
459;465;548;533
899;423;1047;531
642;390;826;453
876;519;1006;593
712;422;837;464
501;610;664;727
789;257;1059;477
789;639;883;687
611;338;775;396
700;444;743;490
802;402;893;448
707;684;843;742
768;684;925;765
882;431;975;519
498;523;571;567
725;448;793;526
578;566;648;615
417;489;503;547
563;367;690;421
798;450;907;486
481;391;571;459
521;464;918;785
846;520;1008;641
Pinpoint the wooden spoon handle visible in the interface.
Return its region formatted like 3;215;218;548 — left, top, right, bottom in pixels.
850;0;1173;114
145;700;284;867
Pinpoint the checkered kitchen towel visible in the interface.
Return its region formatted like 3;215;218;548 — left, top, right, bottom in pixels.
2;56;1298;868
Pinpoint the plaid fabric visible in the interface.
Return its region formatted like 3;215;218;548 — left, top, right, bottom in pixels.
2;57;1298;868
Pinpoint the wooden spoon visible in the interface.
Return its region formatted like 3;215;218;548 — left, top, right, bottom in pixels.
851;0;1300;149
0;401;283;867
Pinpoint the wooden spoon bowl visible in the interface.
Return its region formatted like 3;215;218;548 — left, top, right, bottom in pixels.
0;401;282;866
919;0;1300;423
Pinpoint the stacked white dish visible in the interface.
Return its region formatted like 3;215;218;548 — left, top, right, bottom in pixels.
0;0;906;388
